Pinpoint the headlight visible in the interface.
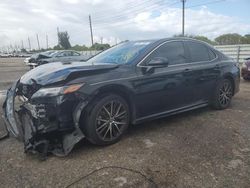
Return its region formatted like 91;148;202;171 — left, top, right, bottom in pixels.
242;62;247;68
31;83;84;98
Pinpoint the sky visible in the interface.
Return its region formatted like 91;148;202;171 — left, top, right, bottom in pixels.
0;0;250;51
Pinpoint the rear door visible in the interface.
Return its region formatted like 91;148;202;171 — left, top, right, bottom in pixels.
183;40;220;103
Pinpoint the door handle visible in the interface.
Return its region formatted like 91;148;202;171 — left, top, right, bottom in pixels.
183;68;192;73
182;69;193;77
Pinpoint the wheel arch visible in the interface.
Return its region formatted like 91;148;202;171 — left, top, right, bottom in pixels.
222;73;235;95
90;84;136;123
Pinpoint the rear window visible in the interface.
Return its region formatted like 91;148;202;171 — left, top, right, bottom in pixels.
208;49;216;60
186;41;210;62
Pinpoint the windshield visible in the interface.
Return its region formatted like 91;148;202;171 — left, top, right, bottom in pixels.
31;51;56;58
42;50;56;56
49;51;61;57
88;41;152;64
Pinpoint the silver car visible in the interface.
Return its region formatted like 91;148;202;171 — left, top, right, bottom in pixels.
35;50;91;67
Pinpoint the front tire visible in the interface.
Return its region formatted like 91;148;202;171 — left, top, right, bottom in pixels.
83;94;130;145
212;79;233;110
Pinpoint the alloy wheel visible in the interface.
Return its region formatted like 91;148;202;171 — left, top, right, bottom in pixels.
95;100;128;141
219;81;233;107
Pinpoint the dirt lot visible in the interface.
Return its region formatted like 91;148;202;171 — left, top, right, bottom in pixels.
0;58;249;188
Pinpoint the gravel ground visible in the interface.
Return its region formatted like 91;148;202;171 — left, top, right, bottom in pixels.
0;58;249;188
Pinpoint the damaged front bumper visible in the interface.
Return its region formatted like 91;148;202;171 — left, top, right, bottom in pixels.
2;80;87;157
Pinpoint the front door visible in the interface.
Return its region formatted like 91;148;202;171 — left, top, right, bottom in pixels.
133;41;193;119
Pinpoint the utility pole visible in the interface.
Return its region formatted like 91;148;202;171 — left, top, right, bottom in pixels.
181;0;186;36
28;37;31;50
57;27;60;45
36;34;40;50
46;34;49;49
89;15;94;46
21;40;24;49
100;36;103;44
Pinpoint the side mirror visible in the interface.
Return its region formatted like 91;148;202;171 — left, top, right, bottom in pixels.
147;57;169;67
141;57;169;74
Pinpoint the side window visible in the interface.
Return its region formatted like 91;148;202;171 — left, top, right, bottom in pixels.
56;52;64;57
64;51;72;56
186;41;210;62
145;41;186;66
72;52;80;56
208;48;216;60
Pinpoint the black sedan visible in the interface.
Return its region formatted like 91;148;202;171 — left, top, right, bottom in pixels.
2;38;240;157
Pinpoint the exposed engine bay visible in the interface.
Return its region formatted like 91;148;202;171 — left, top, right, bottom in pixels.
2;80;86;158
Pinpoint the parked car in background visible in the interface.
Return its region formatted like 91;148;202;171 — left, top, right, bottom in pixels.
241;57;250;80
0;53;12;58
24;50;57;68
3;38;240;157
34;50;91;67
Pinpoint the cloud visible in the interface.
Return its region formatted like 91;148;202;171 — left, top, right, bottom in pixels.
0;0;249;50
62;0;80;4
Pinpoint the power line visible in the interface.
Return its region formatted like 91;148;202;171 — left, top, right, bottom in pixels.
93;0;179;23
186;0;226;8
90;1;180;28
90;0;157;16
2;0;227;49
92;0;163;21
71;1;180;38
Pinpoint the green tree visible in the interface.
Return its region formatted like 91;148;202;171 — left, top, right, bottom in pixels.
242;34;250;44
70;44;89;51
53;45;63;50
173;34;216;45
58;31;71;49
193;36;216;45
215;33;244;45
90;43;110;51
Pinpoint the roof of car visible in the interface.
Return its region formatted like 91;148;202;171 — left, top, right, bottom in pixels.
131;37;203;42
129;37;212;48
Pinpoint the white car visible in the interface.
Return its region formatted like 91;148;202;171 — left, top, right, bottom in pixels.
24;57;31;65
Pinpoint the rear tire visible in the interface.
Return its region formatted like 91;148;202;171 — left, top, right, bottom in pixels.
211;79;233;110
82;94;130;145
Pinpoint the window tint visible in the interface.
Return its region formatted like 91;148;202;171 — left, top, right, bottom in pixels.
64;51;72;56
146;41;186;65
56;52;65;57
208;49;216;60
186;41;210;62
72;52;80;56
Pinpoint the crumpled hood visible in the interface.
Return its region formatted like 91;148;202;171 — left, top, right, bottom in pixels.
20;61;118;85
